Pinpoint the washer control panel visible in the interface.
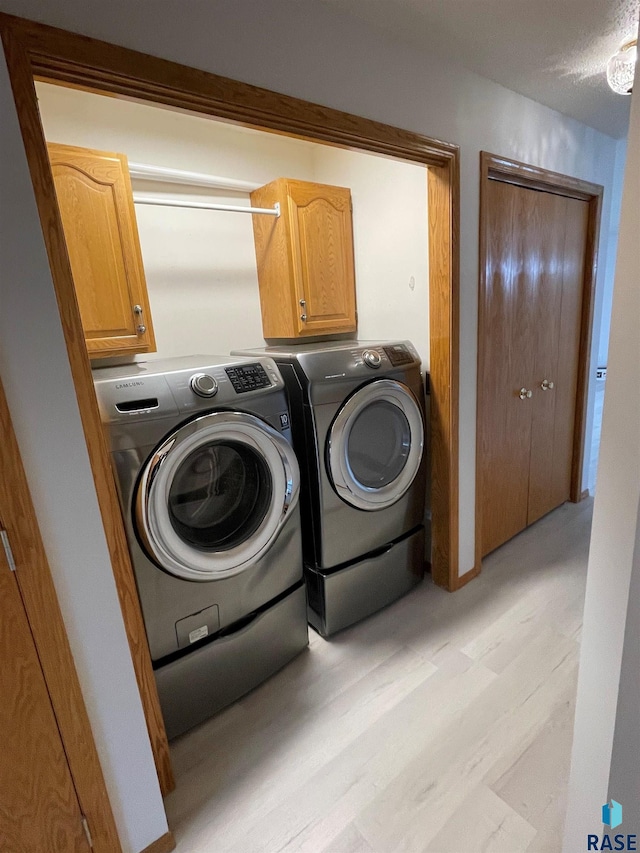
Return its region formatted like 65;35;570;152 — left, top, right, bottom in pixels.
383;344;414;367
190;373;219;398
225;362;272;394
93;355;284;423
362;349;382;369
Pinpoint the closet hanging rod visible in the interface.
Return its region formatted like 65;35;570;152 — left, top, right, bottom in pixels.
128;162;260;192
133;194;280;216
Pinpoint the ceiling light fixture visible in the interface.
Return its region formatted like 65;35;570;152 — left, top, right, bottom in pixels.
607;38;637;95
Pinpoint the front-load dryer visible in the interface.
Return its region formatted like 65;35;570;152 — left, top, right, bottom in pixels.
93;355;308;738
234;341;428;636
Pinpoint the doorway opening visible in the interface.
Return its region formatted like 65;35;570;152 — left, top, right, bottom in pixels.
0;13;459;813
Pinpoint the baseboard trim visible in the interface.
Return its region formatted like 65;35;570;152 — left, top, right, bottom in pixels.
140;831;176;853
453;564;481;591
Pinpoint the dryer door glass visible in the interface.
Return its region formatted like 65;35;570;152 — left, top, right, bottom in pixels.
168;441;272;551
347;401;411;488
136;411;299;580
328;380;424;511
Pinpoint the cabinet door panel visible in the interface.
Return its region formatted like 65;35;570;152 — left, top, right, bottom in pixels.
52;165;135;335
289;186;356;334
48;144;156;357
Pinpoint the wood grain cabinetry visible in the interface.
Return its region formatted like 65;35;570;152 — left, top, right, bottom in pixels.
48;142;156;358
479;179;589;557
0;544;91;851
250;178;357;338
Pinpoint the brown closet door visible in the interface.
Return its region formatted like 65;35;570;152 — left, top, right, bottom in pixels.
0;546;91;852
480;180;537;555
528;195;589;524
480;181;588;556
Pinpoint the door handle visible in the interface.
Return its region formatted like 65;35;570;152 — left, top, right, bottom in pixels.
133;304;146;334
519;388;533;400
541;379;555;391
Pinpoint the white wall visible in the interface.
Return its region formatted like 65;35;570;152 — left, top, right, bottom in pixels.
0;54;167;853
36;82;429;365
597;136;628;368
563;80;640;850
0;1;624;848
607;495;640;833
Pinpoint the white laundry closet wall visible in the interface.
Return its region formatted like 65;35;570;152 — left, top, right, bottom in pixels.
36;82;430;365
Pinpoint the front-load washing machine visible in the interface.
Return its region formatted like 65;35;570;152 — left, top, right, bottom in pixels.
93;355;308;738
234;340;427;636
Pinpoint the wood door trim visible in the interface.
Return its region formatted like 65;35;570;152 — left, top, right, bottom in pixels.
484;152;603;201
0;18;175;798
571;188;602;500
23;20;457;166
429;158;459;587
453;564;481;591
0;376;122;852
140;831;177;853
0;12;460;818
476;151;603;568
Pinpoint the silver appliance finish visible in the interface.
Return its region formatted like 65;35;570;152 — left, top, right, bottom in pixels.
233;340;428;636
93;355;308;737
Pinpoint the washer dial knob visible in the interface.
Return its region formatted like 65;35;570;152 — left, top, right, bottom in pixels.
190;373;218;398
363;349;382;369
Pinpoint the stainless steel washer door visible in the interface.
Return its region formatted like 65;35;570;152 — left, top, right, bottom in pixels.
327;380;424;511
135;411;299;580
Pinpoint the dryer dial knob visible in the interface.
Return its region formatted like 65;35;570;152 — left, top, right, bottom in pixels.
190;373;218;398
363;349;382;368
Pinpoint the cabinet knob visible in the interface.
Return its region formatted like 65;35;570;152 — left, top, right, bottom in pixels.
136;325;147;334
133;304;143;314
300;313;307;322
541;379;555;391
519;388;533;399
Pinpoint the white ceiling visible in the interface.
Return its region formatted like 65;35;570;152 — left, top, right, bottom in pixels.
319;0;639;138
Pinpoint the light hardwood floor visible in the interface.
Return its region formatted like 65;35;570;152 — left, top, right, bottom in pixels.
165;498;592;852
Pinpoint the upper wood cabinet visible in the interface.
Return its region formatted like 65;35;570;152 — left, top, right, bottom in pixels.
250;178;357;339
48;142;156;358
